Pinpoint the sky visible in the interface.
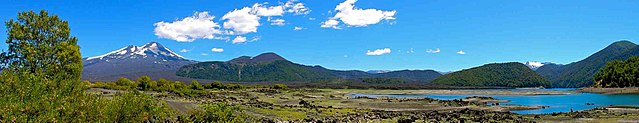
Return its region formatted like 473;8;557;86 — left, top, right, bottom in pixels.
1;0;639;72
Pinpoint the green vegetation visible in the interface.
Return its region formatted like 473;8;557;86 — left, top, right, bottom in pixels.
361;77;406;84
432;62;550;87
540;40;639;87
177;60;335;82
0;10;172;122
0;10;249;122
593;56;639;87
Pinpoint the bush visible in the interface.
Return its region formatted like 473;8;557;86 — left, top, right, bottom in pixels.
190;80;204;90
272;84;289;90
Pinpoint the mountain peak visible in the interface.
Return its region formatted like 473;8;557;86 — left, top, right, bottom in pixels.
227;52;287;63
85;42;188;61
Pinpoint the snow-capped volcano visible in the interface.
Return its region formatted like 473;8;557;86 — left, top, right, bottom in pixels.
86;42;187;61
82;42;196;82
523;61;549;70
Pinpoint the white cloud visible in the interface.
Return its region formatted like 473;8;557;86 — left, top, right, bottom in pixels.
201;53;209;56
222;7;261;35
309;18;316;20
457;50;466;55
251;3;285;16
180;49;190;53
211;48;224;52
232;36;247;44
366;48;391;56
407;48;415;53
270;19;286;26
321;19;340;29
154;12;223;42
294;26;305;30
323;0;396;28
251;36;261;41
285;0;311;15
427;48;441;53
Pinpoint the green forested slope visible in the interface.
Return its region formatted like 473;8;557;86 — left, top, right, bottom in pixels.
432;62;550;87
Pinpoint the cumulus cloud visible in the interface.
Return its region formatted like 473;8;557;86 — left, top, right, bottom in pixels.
154;12;223;42
252;3;285;16
323;0;396;28
321;19;340;29
366;48;391;56
232;36;247;44
211;48;224;52
270;18;286;26
222;7;261;35
427;48;441;53
251;36;261;41
180;49;190;53
285;0;311;15
293;26;305;30
457;50;466;55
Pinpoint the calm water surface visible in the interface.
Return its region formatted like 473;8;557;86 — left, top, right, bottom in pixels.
351;88;639;114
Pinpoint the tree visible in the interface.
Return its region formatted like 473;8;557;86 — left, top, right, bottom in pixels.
0;10;86;121
594;56;639;88
157;78;174;91
116;77;137;89
136;76;157;91
190;80;204;90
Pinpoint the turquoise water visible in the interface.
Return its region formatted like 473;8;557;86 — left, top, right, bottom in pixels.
351;88;639;114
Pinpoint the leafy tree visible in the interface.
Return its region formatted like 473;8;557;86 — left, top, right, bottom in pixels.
190;80;204;90
593;56;639;88
157;78;174;91
137;76;157;91
174;81;187;90
0;10;86;122
115;77;137;89
0;10;175;122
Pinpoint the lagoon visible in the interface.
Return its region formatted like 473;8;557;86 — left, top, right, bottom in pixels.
352;88;639;114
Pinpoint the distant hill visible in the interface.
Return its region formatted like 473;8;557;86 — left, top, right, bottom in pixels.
537;40;639;87
374;70;442;82
82;42;197;82
176;53;441;82
432;62;550;87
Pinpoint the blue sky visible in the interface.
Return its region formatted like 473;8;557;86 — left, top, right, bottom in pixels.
1;0;639;71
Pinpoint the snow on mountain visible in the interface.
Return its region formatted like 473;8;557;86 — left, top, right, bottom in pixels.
86;42;187;61
523;61;548;70
366;70;391;74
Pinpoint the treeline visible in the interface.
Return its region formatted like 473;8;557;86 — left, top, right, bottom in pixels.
88;76;287;96
593;56;639;87
177;61;334;82
361;78;406;84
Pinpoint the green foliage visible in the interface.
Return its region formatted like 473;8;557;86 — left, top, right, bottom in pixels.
361;78;406;84
187;103;248;122
272;84;289;90
593;56;639;88
137;76;157;91
116;77;137;89
190;80;204;90
0;10;175;122
542;40;639;87
432;62;550;87
176;61;335;82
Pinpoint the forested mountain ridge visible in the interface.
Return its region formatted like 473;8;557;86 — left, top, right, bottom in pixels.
176;53;442;82
537;40;639;87
432;62;550;87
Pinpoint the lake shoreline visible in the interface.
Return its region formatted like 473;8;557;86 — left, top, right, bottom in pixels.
578;87;639;94
325;88;571;95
